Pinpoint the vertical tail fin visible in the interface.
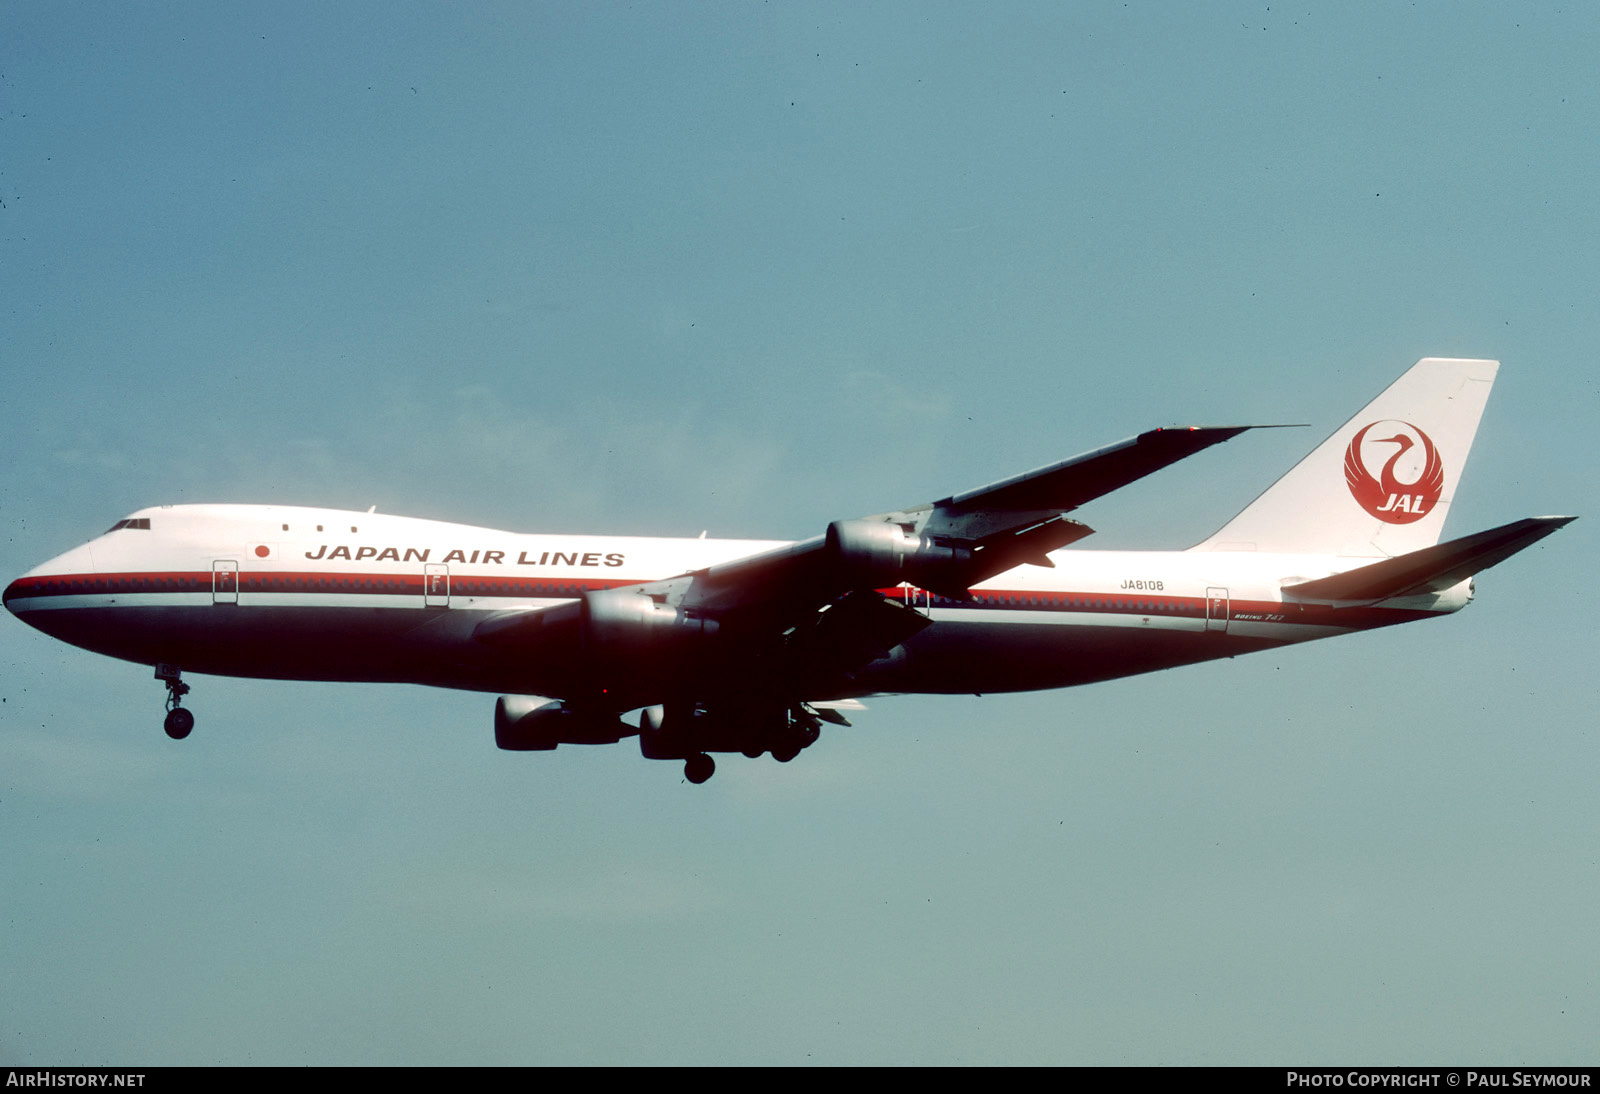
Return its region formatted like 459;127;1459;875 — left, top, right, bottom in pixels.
1191;358;1499;557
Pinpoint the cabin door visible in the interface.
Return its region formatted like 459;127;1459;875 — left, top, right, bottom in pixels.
212;560;239;605
1205;587;1229;633
900;582;931;617
424;564;450;608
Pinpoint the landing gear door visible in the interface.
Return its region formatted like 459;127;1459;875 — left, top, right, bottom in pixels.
1205;587;1229;633
212;560;239;605
424;564;450;608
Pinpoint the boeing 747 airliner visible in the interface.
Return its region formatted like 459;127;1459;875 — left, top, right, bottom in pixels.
4;358;1573;782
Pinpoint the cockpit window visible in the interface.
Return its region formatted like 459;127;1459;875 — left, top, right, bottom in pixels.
104;518;151;533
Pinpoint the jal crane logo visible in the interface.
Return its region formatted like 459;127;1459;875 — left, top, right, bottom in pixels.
1344;420;1444;524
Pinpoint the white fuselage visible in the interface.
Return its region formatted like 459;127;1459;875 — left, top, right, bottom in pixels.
4;503;1468;706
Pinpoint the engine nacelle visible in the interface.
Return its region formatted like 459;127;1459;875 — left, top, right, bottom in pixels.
826;518;970;588
583;588;718;652
637;704;679;759
495;695;631;751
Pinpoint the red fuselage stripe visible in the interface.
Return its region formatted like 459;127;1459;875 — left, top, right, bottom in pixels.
2;571;1440;629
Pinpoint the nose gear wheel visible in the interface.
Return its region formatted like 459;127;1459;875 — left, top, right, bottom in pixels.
156;664;194;740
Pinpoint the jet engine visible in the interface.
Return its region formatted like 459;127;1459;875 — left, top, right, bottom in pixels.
583;588;718;651
825;518;971;591
494;695;633;751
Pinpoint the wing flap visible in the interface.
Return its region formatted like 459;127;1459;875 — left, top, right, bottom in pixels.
792;589;933;676
957;515;1095;585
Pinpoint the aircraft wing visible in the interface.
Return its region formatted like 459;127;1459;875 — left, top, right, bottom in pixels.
682;426;1256;611
935;426;1255;515
476;426;1256;671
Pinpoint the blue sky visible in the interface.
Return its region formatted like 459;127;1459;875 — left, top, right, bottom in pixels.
2;2;1596;1064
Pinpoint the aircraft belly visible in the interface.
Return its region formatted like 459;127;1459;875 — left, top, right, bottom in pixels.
858;616;1286;694
13;603;524;692
11;594;1425;705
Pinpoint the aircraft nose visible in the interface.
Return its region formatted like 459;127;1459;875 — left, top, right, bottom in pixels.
2;576;25;619
4;542;99;625
4;572;50;628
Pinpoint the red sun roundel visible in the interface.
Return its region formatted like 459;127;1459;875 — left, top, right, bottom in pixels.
1344;420;1444;523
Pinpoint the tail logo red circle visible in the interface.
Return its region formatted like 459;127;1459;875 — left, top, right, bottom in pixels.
1343;420;1444;524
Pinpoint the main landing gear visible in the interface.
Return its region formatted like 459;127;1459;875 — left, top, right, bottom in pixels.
156;663;194;740
644;705;827;784
642;702;832;784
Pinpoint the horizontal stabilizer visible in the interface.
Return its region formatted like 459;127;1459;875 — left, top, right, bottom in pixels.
1283;516;1576;603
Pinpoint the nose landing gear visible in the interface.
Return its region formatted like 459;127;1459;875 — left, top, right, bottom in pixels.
155;663;193;739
